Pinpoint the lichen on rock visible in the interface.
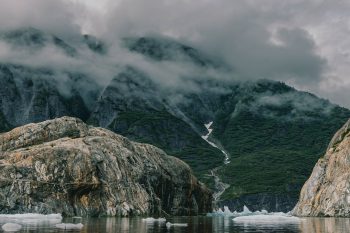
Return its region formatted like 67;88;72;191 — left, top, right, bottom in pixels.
0;117;212;217
292;119;350;217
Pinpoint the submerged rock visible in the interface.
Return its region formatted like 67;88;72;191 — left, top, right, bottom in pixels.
292;119;350;217
0;117;212;217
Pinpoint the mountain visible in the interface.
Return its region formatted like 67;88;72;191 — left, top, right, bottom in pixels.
0;28;349;212
0;117;212;216
292;119;350;217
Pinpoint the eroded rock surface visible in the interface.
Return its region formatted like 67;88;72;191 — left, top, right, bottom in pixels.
292;119;350;217
0;117;212;217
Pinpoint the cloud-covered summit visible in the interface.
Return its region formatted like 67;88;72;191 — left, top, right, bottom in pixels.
0;0;349;108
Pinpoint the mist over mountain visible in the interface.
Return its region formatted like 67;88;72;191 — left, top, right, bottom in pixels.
1;27;349;211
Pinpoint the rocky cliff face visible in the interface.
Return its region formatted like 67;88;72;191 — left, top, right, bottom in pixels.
0;117;212;217
292;119;350;217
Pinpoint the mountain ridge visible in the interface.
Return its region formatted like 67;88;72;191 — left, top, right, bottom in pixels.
1;27;349;211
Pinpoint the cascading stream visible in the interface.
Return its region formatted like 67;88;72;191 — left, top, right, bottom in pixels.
201;121;231;205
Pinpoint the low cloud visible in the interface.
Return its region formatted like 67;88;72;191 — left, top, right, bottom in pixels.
0;0;349;110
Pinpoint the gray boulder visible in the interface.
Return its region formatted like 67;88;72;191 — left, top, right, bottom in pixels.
0;117;212;217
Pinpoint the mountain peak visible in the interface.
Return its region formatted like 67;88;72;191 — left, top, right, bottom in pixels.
0;27;77;57
124;36;219;67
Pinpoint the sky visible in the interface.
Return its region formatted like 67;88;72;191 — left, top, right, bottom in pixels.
0;0;349;108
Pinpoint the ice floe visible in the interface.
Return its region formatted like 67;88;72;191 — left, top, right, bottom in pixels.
208;205;263;217
0;213;62;225
2;223;22;232
142;217;166;223
55;223;84;230
232;214;301;224
166;222;188;228
208;205;301;225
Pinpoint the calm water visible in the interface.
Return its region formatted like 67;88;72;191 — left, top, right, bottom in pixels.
1;216;350;233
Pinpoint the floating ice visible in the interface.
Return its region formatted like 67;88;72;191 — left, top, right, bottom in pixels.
208;205;273;217
0;213;62;225
55;223;84;230
207;206;232;216
208;205;300;225
2;223;22;232
142;217;166;223
166;222;188;228
233;214;301;224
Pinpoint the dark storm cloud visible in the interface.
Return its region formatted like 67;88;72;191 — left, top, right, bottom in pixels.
0;0;348;108
87;0;326;87
0;0;81;36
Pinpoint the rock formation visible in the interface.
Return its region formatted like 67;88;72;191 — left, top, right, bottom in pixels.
292;119;350;216
0;117;212;217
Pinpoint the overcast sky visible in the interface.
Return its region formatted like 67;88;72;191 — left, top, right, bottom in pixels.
0;0;349;108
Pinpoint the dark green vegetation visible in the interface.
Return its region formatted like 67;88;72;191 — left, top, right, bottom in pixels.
1;28;349;210
214;107;349;200
107;110;224;181
0;112;11;133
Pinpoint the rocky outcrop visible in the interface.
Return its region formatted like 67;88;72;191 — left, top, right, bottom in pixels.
0;117;212;217
292;119;350;216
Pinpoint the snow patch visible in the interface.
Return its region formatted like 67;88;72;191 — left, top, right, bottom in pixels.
2;223;22;232
202;121;214;141
202;121;231;203
55;223;84;230
205;121;213;129
201;121;230;164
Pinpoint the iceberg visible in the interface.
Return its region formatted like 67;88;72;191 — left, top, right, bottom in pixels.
2;223;22;232
208;205;267;217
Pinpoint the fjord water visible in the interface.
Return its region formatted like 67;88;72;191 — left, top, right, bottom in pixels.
2;216;350;233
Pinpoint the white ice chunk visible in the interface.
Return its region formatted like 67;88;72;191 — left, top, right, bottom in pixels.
142;217;166;223
233;214;301;224
208;205;300;225
55;223;84;230
2;223;22;232
0;213;62;225
166;222;188;228
208;205;269;217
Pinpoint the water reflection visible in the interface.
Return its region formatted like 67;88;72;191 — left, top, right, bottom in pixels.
299;217;350;233
1;215;350;232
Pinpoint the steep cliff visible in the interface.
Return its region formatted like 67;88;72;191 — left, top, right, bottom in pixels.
292;119;350;216
0;117;212;217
